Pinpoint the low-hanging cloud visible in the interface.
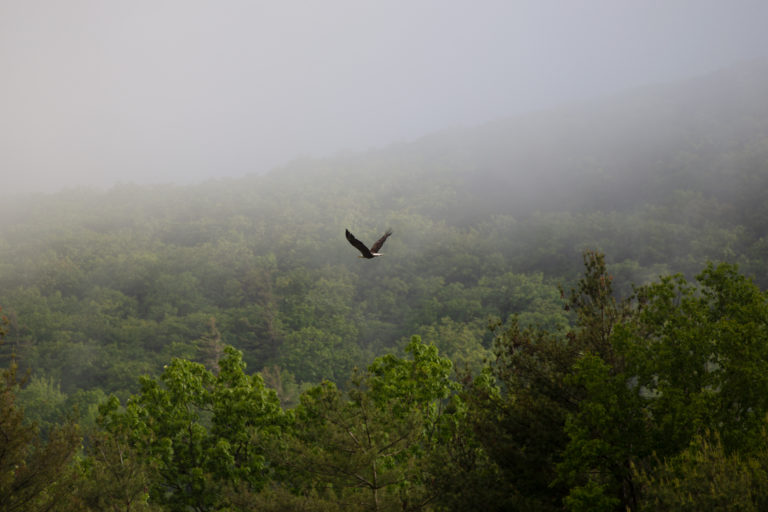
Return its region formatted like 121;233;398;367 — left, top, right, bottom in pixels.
2;0;768;194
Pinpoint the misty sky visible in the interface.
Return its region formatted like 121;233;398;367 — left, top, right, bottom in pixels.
3;1;768;194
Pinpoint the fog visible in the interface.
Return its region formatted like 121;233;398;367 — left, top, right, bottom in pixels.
2;1;768;194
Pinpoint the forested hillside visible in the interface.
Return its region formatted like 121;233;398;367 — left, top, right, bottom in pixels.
2;61;768;510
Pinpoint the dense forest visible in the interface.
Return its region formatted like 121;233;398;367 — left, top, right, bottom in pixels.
2;61;768;510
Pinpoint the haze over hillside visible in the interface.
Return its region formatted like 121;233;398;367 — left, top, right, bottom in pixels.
246;59;768;221
2;58;768;293
2;1;768;194
3;58;768;232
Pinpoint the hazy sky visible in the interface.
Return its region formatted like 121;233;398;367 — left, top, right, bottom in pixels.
3;1;768;194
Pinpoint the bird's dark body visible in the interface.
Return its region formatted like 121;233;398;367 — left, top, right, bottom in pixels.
345;229;392;259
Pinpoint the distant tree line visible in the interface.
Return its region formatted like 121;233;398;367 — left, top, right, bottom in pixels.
3;252;768;510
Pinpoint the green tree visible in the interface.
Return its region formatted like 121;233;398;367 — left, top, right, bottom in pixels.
281;326;365;384
465;318;577;511
415;317;489;374
15;375;67;437
99;346;284;511
463;251;639;511
0;346;81;511
70;428;161;512
553;251;643;511
553;258;768;510
615;262;768;456
267;336;455;511
634;431;768;511
425;369;509;512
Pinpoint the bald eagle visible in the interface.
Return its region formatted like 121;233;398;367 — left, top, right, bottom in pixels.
346;229;392;259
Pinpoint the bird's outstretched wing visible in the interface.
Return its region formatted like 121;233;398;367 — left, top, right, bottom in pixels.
369;229;392;254
346;229;373;258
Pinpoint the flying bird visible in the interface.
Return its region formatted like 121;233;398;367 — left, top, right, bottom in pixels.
345;229;392;259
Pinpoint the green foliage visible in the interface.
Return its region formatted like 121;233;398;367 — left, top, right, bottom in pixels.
414;317;489;374
267;336;456;511
424;367;512;511
69;429;161;512
552;252;644;510
4;247;768;510
0;360;81;512
15;375;67;435
552;256;768;510
634;431;768;511
281;326;364;384
463;251;768;511
558;353;646;511
465;319;576;511
625;262;768;454
467;251;629;510
98;346;284;511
